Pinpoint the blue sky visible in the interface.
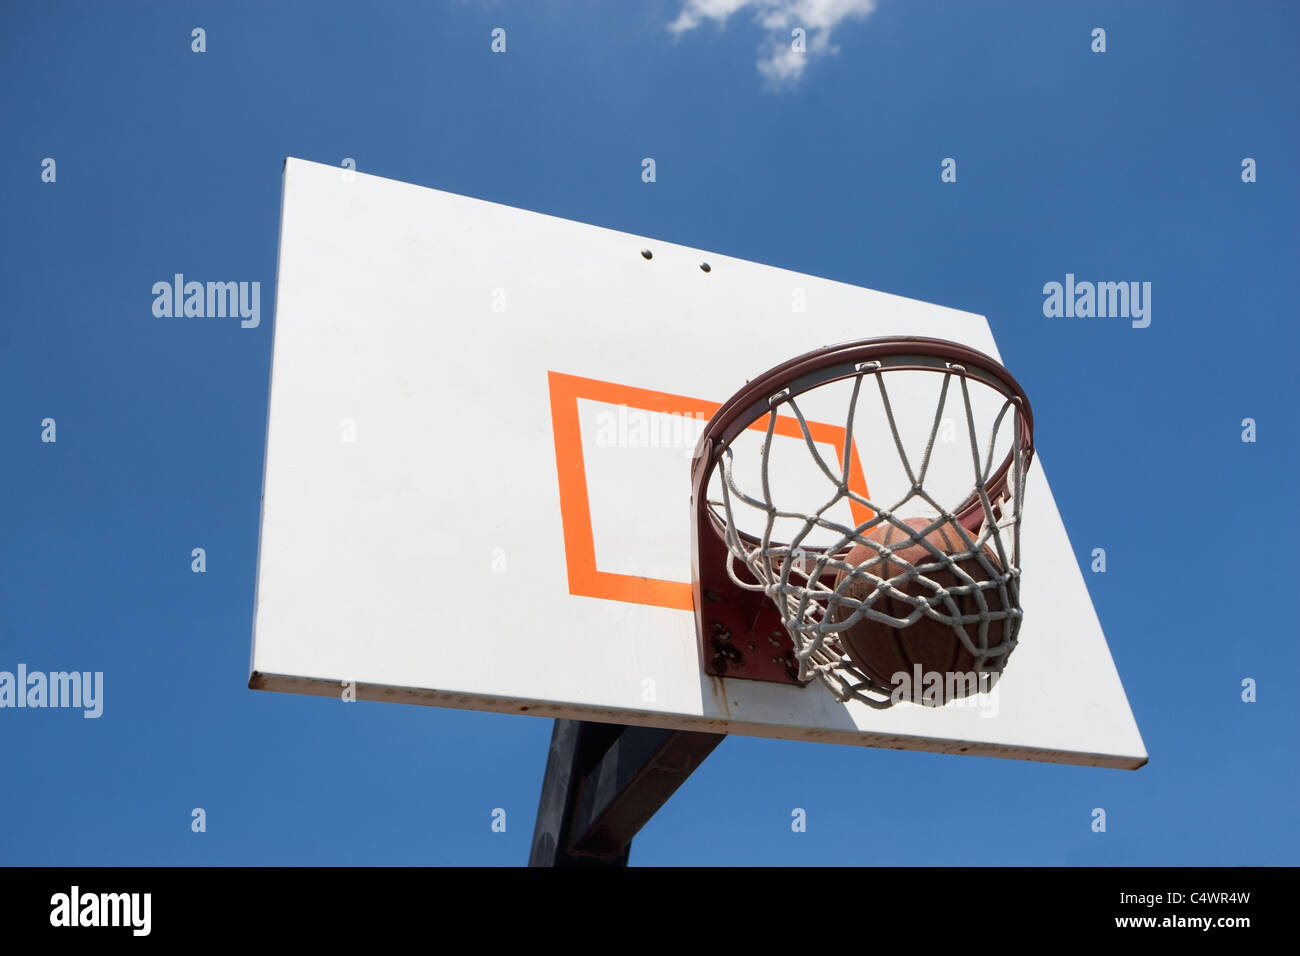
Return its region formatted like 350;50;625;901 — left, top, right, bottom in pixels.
2;0;1296;865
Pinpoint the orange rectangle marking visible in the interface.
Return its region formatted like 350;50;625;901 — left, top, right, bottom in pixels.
548;371;869;611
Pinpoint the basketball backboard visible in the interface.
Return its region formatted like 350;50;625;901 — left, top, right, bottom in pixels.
250;158;1146;769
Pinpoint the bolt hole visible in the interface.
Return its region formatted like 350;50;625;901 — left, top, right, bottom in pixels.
641;249;653;260
700;262;711;272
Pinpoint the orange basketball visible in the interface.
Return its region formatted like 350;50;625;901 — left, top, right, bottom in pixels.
831;516;1007;704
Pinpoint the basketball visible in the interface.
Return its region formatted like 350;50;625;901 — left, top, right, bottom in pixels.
831;516;1008;704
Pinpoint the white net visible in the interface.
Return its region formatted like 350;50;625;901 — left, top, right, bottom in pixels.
708;358;1030;708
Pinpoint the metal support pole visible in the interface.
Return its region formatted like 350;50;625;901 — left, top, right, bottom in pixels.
529;719;724;866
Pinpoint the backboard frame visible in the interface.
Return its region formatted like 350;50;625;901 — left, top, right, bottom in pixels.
248;158;1147;771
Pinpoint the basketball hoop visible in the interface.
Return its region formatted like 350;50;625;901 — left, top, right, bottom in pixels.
690;337;1035;708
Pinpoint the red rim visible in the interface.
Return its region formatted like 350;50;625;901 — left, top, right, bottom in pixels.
691;337;1035;544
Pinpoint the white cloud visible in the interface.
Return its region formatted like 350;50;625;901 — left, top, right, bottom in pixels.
669;0;878;88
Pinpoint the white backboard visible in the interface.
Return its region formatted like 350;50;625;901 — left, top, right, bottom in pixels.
250;158;1146;769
